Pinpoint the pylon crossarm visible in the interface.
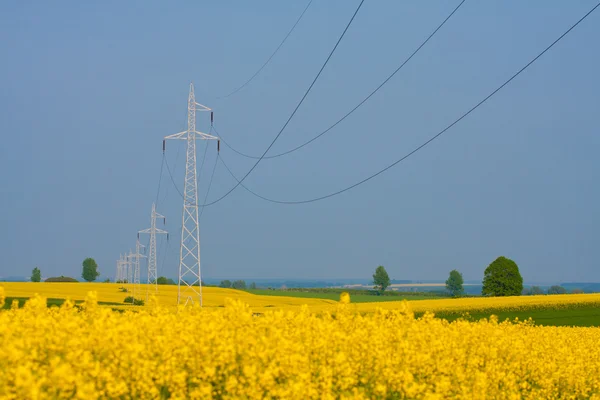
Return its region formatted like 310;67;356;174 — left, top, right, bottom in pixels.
164;131;188;140
195;103;211;111
164;130;218;141
193;131;218;140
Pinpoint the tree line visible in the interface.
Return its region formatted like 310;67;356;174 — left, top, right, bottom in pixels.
219;280;257;290
29;258;100;283
373;256;582;297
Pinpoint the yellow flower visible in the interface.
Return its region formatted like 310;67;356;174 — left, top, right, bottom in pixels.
0;283;599;398
340;291;351;304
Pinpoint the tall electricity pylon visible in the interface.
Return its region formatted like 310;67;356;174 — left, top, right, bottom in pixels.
164;83;218;306
138;203;168;299
131;239;146;301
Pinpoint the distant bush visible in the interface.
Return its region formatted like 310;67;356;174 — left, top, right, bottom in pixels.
119;287;128;293
571;288;584;294
220;280;232;288
124;296;144;306
45;276;78;283
548;285;568;295
156;276;176;285
523;286;544;296
232;280;247;290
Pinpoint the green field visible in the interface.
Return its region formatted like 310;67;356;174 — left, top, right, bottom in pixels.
246;289;600;326
2;297;123;310
418;304;600;327
245;289;439;303
5;293;599;327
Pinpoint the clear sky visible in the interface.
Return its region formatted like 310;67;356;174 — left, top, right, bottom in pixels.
1;1;598;284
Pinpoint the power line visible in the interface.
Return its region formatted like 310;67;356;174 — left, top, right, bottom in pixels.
161;134;183;205
214;3;600;205
202;0;367;207
155;153;165;206
198;136;210;177
219;0;467;160
199;154;219;219
164;155;185;201
220;0;314;99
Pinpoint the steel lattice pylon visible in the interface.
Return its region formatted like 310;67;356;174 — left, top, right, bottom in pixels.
131;239;146;301
115;254;125;283
164;83;218;306
139;203;168;300
126;249;134;285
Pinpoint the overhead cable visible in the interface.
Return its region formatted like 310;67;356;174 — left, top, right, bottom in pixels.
220;0;314;99
201;0;367;207
199;155;219;219
214;2;600;205
220;0;467;160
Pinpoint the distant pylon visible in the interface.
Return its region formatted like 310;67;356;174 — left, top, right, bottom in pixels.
118;254;127;283
138;203;168;300
164;83;219;306
126;249;134;285
116;255;124;282
131;239;146;301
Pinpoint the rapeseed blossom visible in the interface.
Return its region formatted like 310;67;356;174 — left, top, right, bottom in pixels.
339;291;350;304
0;292;599;399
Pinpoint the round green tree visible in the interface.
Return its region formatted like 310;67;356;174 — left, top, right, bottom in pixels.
31;267;41;282
445;269;464;297
372;265;391;293
82;258;100;282
482;256;523;296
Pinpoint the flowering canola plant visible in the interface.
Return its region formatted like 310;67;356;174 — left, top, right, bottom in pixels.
0;282;337;312
1;290;600;399
315;293;600;315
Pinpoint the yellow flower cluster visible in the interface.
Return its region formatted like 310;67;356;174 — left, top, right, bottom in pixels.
1;293;599;399
0;282;337;312
317;293;600;315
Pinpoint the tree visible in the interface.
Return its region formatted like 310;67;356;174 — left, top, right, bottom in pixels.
482;256;523;297
372;266;391;293
530;286;544;295
232;280;247;290
81;258;100;282
45;276;78;283
571;288;584;294
249;282;257;290
445;269;464;297
548;285;567;295
157;276;176;285
31;267;41;283
219;280;232;288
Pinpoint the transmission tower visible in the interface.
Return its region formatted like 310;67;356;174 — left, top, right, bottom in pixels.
138;203;168;299
164;83;218;306
131;239;146;301
117;254;128;283
126;249;134;285
115;255;124;282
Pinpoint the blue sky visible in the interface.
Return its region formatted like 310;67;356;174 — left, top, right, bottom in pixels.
0;1;598;283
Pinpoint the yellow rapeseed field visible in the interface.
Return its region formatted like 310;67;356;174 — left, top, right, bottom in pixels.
0;282;336;312
324;292;600;314
1;288;600;399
